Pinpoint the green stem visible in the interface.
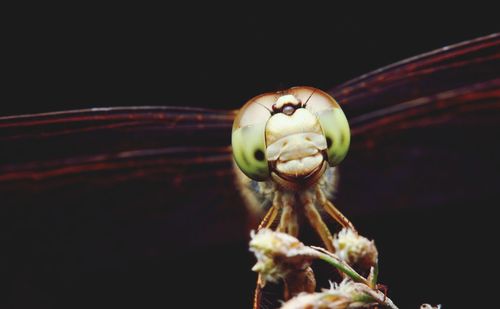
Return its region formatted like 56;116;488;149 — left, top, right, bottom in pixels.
311;247;398;309
311;246;369;286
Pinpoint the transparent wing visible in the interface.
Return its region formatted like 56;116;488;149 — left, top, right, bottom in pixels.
328;33;500;216
0;107;254;258
0;106;235;187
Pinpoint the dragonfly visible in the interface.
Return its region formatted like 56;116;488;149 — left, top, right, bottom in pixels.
232;85;360;308
1;33;499;308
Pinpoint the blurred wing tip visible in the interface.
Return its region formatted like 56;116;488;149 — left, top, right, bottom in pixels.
331;33;500;94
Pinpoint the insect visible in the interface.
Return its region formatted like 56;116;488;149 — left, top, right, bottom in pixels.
232;86;359;308
1;34;499;308
232;86;355;238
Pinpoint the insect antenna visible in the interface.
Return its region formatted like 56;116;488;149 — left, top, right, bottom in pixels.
302;89;316;108
255;102;273;114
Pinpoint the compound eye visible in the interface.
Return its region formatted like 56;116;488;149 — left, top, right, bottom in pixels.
231;93;275;181
317;106;350;166
288;86;351;166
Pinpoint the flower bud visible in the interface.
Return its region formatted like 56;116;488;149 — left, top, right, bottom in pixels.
421;304;441;309
249;229;317;285
333;228;378;275
280;279;378;309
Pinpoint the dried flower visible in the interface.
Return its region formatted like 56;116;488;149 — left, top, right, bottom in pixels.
280;279;378;309
421;304;441;309
249;229;317;285
250;231;399;309
333;228;378;274
280;292;351;309
280;279;400;309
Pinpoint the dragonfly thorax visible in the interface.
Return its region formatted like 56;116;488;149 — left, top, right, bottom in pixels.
234;162;338;220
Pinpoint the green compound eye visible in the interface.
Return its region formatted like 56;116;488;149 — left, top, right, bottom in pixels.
232;122;269;180
232;93;275;181
316;107;350;166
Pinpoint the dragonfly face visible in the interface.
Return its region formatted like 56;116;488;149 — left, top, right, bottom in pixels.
232;86;350;190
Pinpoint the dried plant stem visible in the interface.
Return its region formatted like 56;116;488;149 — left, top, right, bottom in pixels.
283;266;316;300
363;287;399;309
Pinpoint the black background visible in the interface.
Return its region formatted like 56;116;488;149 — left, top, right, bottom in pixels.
3;4;499;309
5;5;497;115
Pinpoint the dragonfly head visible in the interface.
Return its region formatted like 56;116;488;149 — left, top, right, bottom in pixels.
232;86;350;189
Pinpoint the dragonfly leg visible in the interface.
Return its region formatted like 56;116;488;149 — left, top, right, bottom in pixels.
284;194;299;237
253;192;283;309
276;193;299;237
316;188;356;232
253;274;263;309
301;192;335;252
257;191;282;231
